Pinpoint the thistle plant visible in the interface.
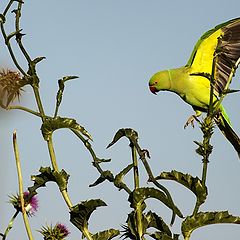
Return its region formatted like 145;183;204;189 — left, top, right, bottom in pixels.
0;1;240;240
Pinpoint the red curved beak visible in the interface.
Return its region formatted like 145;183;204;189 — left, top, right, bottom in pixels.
149;85;157;95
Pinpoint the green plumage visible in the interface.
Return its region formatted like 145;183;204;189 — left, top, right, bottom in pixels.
149;18;240;156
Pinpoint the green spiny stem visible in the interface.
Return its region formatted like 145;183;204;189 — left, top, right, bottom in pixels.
131;143;140;189
13;131;34;240
15;2;32;64
134;146;177;225
2;210;19;240
130;143;143;239
47;136;73;209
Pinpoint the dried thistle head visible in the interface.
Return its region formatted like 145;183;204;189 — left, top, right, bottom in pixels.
0;69;26;108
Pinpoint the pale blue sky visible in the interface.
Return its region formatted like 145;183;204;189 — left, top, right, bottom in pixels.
1;1;240;239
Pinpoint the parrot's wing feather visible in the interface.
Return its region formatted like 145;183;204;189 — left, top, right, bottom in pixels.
186;18;240;95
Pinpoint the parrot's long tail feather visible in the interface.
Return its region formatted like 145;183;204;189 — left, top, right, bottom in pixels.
215;113;240;158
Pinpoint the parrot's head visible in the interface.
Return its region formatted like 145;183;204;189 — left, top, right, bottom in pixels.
149;70;171;94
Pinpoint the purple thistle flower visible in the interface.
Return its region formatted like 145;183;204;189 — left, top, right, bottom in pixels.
23;191;39;216
39;223;70;239
9;191;39;216
55;223;70;238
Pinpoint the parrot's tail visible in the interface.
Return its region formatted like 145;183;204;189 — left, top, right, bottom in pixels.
215;112;240;158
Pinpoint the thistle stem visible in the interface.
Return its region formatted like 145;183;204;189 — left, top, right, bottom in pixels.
13;131;34;240
2;210;19;240
47;136;73;209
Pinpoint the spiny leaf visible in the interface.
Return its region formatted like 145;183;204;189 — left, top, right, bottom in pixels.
28;167;70;195
182;211;240;239
128;187;183;218
41;116;92;141
146;211;172;236
123;211;148;239
70;199;107;232
92;229;120;240
156;170;207;205
89;170;114;187
149;232;177;240
107;128;138;148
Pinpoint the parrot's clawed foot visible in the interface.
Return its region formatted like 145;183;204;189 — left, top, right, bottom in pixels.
184;115;200;129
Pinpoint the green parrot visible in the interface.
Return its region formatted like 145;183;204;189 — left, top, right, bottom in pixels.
149;18;240;155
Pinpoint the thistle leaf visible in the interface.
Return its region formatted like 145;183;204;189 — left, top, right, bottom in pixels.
92;229;120;240
107;128;138;148
156;170;207;205
114;164;133;190
89;170;114;187
29;167;70;194
70;199;107;232
41;117;92;141
182;211;240;239
146;211;172;236
128;187;183;218
150;232;177;240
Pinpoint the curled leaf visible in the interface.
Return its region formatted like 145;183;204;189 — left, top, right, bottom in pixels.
70;199;107;233
156;170;207;205
107;128;138;148
29;167;70;194
182;211;240;239
41;117;92;141
128;187;183;218
146;211;172;236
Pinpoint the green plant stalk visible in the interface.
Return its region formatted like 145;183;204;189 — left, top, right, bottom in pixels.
131;143;139;189
82;227;93;240
2;210;19;240
0;1;26;75
135;147;176;225
13;131;34;240
47;136;73;209
8;105;41;117
130;143;143;239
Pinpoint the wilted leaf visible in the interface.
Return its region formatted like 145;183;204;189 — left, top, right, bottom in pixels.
89;170;114;187
156;170;207;205
146;211;171;236
70;199;107;233
182;211;240;239
128;187;183;218
107;128;138;148
92;229;120;240
41;116;92;141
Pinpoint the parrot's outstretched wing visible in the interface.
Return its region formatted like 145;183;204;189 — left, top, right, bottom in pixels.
186;18;240;96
